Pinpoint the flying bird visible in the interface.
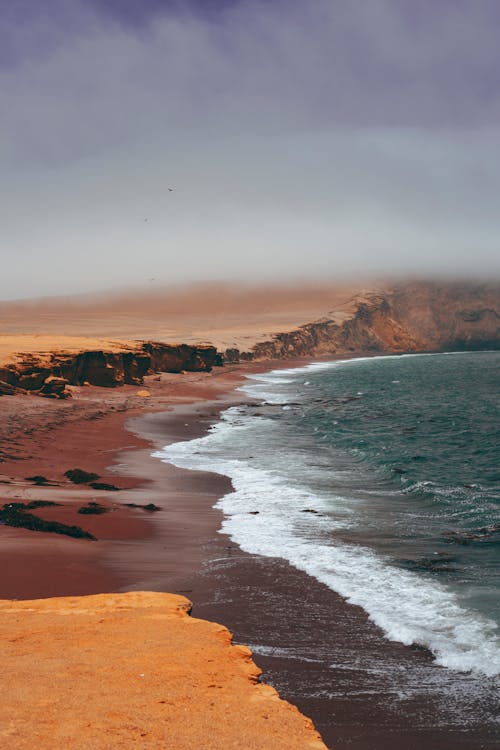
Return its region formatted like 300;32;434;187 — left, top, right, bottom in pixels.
168;188;174;192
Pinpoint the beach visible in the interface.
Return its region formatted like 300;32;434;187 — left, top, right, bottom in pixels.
0;356;328;748
1;282;499;748
2;354;499;748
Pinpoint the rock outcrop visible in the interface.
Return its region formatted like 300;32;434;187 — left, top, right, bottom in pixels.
224;281;500;362
0;342;223;397
389;281;500;351
1;282;498;394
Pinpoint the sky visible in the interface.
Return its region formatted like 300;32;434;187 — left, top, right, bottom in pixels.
2;0;500;300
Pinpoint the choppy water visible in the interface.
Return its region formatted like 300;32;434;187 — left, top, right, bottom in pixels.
157;351;500;677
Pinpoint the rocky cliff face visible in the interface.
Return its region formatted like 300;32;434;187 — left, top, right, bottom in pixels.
0;342;223;397
223;281;500;362
1;281;498;396
389;281;500;351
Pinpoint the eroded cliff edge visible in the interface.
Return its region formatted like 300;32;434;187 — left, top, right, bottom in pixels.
1;281;498;396
224;280;500;362
0;341;222;396
0;591;327;749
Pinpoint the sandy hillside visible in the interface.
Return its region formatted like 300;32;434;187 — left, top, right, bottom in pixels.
0;281;372;354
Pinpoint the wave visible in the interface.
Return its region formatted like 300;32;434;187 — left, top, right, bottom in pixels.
155;356;500;677
155;407;500;677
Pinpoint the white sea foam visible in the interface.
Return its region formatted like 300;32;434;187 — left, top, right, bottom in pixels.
155;362;500;677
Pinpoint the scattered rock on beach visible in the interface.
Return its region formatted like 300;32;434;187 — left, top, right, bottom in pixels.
64;468;100;484
88;482;120;491
0;502;95;540
124;502;162;512
77;502;109;516
6;500;60;510
25;475;51;486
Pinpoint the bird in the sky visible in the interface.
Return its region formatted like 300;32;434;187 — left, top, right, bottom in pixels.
168;188;174;192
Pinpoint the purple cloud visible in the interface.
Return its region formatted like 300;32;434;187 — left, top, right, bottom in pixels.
1;1;500;298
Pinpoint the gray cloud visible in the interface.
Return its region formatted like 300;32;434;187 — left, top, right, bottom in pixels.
1;1;500;298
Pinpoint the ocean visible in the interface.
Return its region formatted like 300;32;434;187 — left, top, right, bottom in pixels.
157;352;500;750
156;351;500;745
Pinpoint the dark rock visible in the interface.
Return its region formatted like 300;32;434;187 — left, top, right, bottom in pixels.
6;500;60;510
224;348;241;364
39;375;70;398
0;366;19;386
18;370;50;391
142;342;223;373
25;475;50;485
88;482;120;491
123;352;151;385
124;502;162;512
64;468;100;484
143;503;161;512
76;351;125;387
0;380;17;396
77;502;109;515
0;503;95;539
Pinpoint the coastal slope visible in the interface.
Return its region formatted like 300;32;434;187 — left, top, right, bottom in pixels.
1;281;498;390
0;591;327;750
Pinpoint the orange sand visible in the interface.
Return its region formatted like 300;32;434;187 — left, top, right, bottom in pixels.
0;591;327;749
0;280;368;353
0;334;135;367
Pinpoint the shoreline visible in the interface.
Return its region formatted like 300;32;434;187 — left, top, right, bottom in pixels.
1;355;499;749
127;358;500;750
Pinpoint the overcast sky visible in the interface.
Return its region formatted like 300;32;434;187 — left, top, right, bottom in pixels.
2;0;500;299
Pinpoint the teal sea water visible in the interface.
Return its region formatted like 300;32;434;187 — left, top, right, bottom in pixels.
159;351;500;676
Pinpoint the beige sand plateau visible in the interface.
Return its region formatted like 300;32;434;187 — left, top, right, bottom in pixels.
0;591;326;749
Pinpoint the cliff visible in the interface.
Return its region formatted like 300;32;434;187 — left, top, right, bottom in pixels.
1;281;499;396
224;281;500;362
0;340;222;397
0;591;326;749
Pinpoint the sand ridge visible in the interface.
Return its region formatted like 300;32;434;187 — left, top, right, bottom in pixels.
0;591;327;749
